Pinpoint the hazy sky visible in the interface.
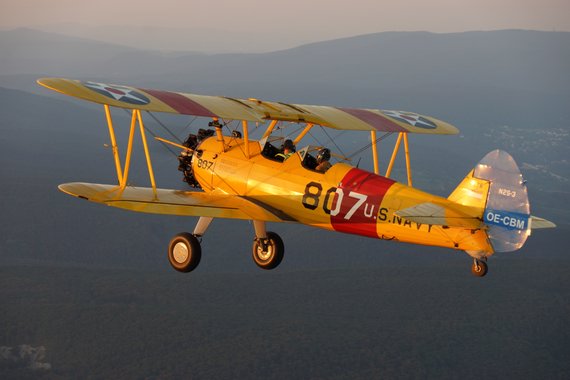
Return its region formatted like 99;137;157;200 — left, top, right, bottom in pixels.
1;0;569;51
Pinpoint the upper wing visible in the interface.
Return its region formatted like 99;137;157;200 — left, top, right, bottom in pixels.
59;182;296;222
38;77;458;135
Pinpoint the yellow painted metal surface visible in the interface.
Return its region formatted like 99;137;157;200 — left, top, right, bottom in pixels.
58;183;284;221
370;130;379;175
103;105;123;184
385;133;403;178
188;136;492;252
136;110;157;193
403;133;413;187
59;132;493;253
447;169;490;209
121;111;138;188
40;77;498;254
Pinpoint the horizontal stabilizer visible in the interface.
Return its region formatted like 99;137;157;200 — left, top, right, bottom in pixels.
395;202;484;229
530;216;556;229
58;182;295;222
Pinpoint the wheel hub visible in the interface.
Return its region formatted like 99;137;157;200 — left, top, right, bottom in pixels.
257;243;273;261
173;242;189;263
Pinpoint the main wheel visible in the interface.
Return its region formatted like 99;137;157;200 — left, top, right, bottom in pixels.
252;231;284;270
471;260;488;277
168;232;202;272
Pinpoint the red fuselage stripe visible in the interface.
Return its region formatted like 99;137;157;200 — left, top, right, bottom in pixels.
330;168;395;238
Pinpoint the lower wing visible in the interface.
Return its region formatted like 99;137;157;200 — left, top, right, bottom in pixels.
59;182;295;222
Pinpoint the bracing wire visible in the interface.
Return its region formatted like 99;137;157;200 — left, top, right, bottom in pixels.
320;125;347;158
182;116;198;134
120;109;179;157
347;131;394;160
145;111;183;143
141;123;179;156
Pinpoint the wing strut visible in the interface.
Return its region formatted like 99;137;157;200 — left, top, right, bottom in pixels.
242;120;250;158
103;106;157;195
293;123;314;145
136;110;157;194
403;133;413;187
104;105;123;185
262;120;279;139
121;110;138;187
370;130;379;175
385;133;403;178
212;118;226;152
384;132;413;187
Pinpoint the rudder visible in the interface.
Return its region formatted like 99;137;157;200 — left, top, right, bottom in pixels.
450;150;531;252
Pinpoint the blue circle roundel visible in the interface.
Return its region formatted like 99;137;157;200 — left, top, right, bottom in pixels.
83;81;150;105
381;110;437;129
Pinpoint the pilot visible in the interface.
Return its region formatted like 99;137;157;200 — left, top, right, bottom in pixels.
315;148;332;173
275;139;296;161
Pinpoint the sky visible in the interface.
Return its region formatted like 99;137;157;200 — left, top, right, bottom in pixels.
1;0;569;52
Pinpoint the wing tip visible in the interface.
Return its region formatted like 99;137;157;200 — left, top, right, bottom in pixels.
37;77;69;94
430;119;460;135
444;124;460;135
36;77;51;88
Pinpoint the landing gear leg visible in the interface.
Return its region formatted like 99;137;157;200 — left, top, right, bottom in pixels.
193;216;213;238
471;258;488;277
252;220;284;270
167;217;213;273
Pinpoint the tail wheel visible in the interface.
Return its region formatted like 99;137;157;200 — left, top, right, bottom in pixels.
168;232;201;272
252;231;284;270
471;260;488;277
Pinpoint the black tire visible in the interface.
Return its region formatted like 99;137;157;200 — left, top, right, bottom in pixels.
168;232;201;272
252;231;284;270
471;260;488;277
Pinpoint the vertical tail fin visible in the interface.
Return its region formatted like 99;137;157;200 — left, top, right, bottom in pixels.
448;169;490;210
449;150;531;252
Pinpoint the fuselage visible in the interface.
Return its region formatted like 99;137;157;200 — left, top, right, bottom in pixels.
192;136;491;253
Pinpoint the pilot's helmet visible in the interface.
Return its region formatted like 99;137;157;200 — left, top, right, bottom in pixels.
317;148;331;163
283;139;295;151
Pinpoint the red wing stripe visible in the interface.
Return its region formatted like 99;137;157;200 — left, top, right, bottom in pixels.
143;89;217;117
338;108;407;132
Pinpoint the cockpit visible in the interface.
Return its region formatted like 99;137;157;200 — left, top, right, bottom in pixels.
260;136;337;173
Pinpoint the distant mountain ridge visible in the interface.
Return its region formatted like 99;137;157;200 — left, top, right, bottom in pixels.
1;28;569;128
2;28;569;88
25;23;307;53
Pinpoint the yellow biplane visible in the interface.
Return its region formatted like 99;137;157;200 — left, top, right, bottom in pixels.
38;78;555;277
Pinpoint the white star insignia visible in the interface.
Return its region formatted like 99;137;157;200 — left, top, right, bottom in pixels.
84;81;150;105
